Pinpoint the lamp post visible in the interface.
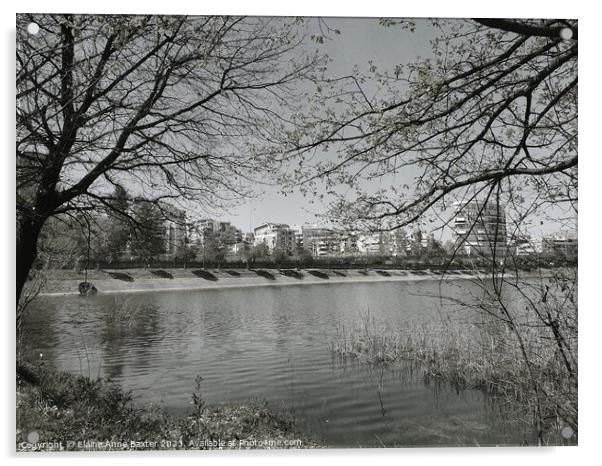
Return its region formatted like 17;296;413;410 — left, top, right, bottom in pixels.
247;208;257;269
249;207;256;234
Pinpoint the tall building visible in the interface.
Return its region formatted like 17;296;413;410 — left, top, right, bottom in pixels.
163;207;187;258
295;225;360;257
289;224;305;254
311;234;343;257
300;226;335;255
453;200;507;259
253;223;296;255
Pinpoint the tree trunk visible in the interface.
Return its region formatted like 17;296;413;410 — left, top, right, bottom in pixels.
16;216;44;309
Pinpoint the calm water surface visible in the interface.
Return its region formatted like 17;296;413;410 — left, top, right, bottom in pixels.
23;279;531;447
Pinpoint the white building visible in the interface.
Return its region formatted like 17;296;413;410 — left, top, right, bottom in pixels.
253;223;296;255
452;200;507;258
295;225;360;257
357;232;385;255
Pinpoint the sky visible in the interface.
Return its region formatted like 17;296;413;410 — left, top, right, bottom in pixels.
218;17;438;233
211;17;577;241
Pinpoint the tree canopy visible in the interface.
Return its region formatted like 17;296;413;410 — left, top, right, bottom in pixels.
279;18;577;237
16;14;323;302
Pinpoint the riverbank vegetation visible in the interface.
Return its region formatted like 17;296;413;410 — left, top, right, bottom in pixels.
331;270;577;446
17;361;316;451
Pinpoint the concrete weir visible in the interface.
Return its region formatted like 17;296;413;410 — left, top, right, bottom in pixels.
30;268;492;297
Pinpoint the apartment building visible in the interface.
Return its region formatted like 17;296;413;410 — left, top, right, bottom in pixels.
163;206;187;257
453;200;507;258
253;223;296;255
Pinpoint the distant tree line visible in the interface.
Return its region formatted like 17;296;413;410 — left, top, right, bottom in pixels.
36;185;177;270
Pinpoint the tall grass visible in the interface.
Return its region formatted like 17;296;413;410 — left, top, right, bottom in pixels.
331;284;577;446
333;315;528;390
103;296;148;336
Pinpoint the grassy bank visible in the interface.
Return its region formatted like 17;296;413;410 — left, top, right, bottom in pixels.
16;361;317;451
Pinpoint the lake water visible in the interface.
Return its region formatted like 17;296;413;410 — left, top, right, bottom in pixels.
22;279;534;447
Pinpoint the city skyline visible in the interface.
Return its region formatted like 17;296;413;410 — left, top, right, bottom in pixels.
99;197;577;262
183;195;577;242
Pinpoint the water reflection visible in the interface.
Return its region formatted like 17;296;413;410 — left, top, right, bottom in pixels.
22;280;534;446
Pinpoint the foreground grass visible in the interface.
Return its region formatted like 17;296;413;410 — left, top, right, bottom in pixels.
16;362;317;451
